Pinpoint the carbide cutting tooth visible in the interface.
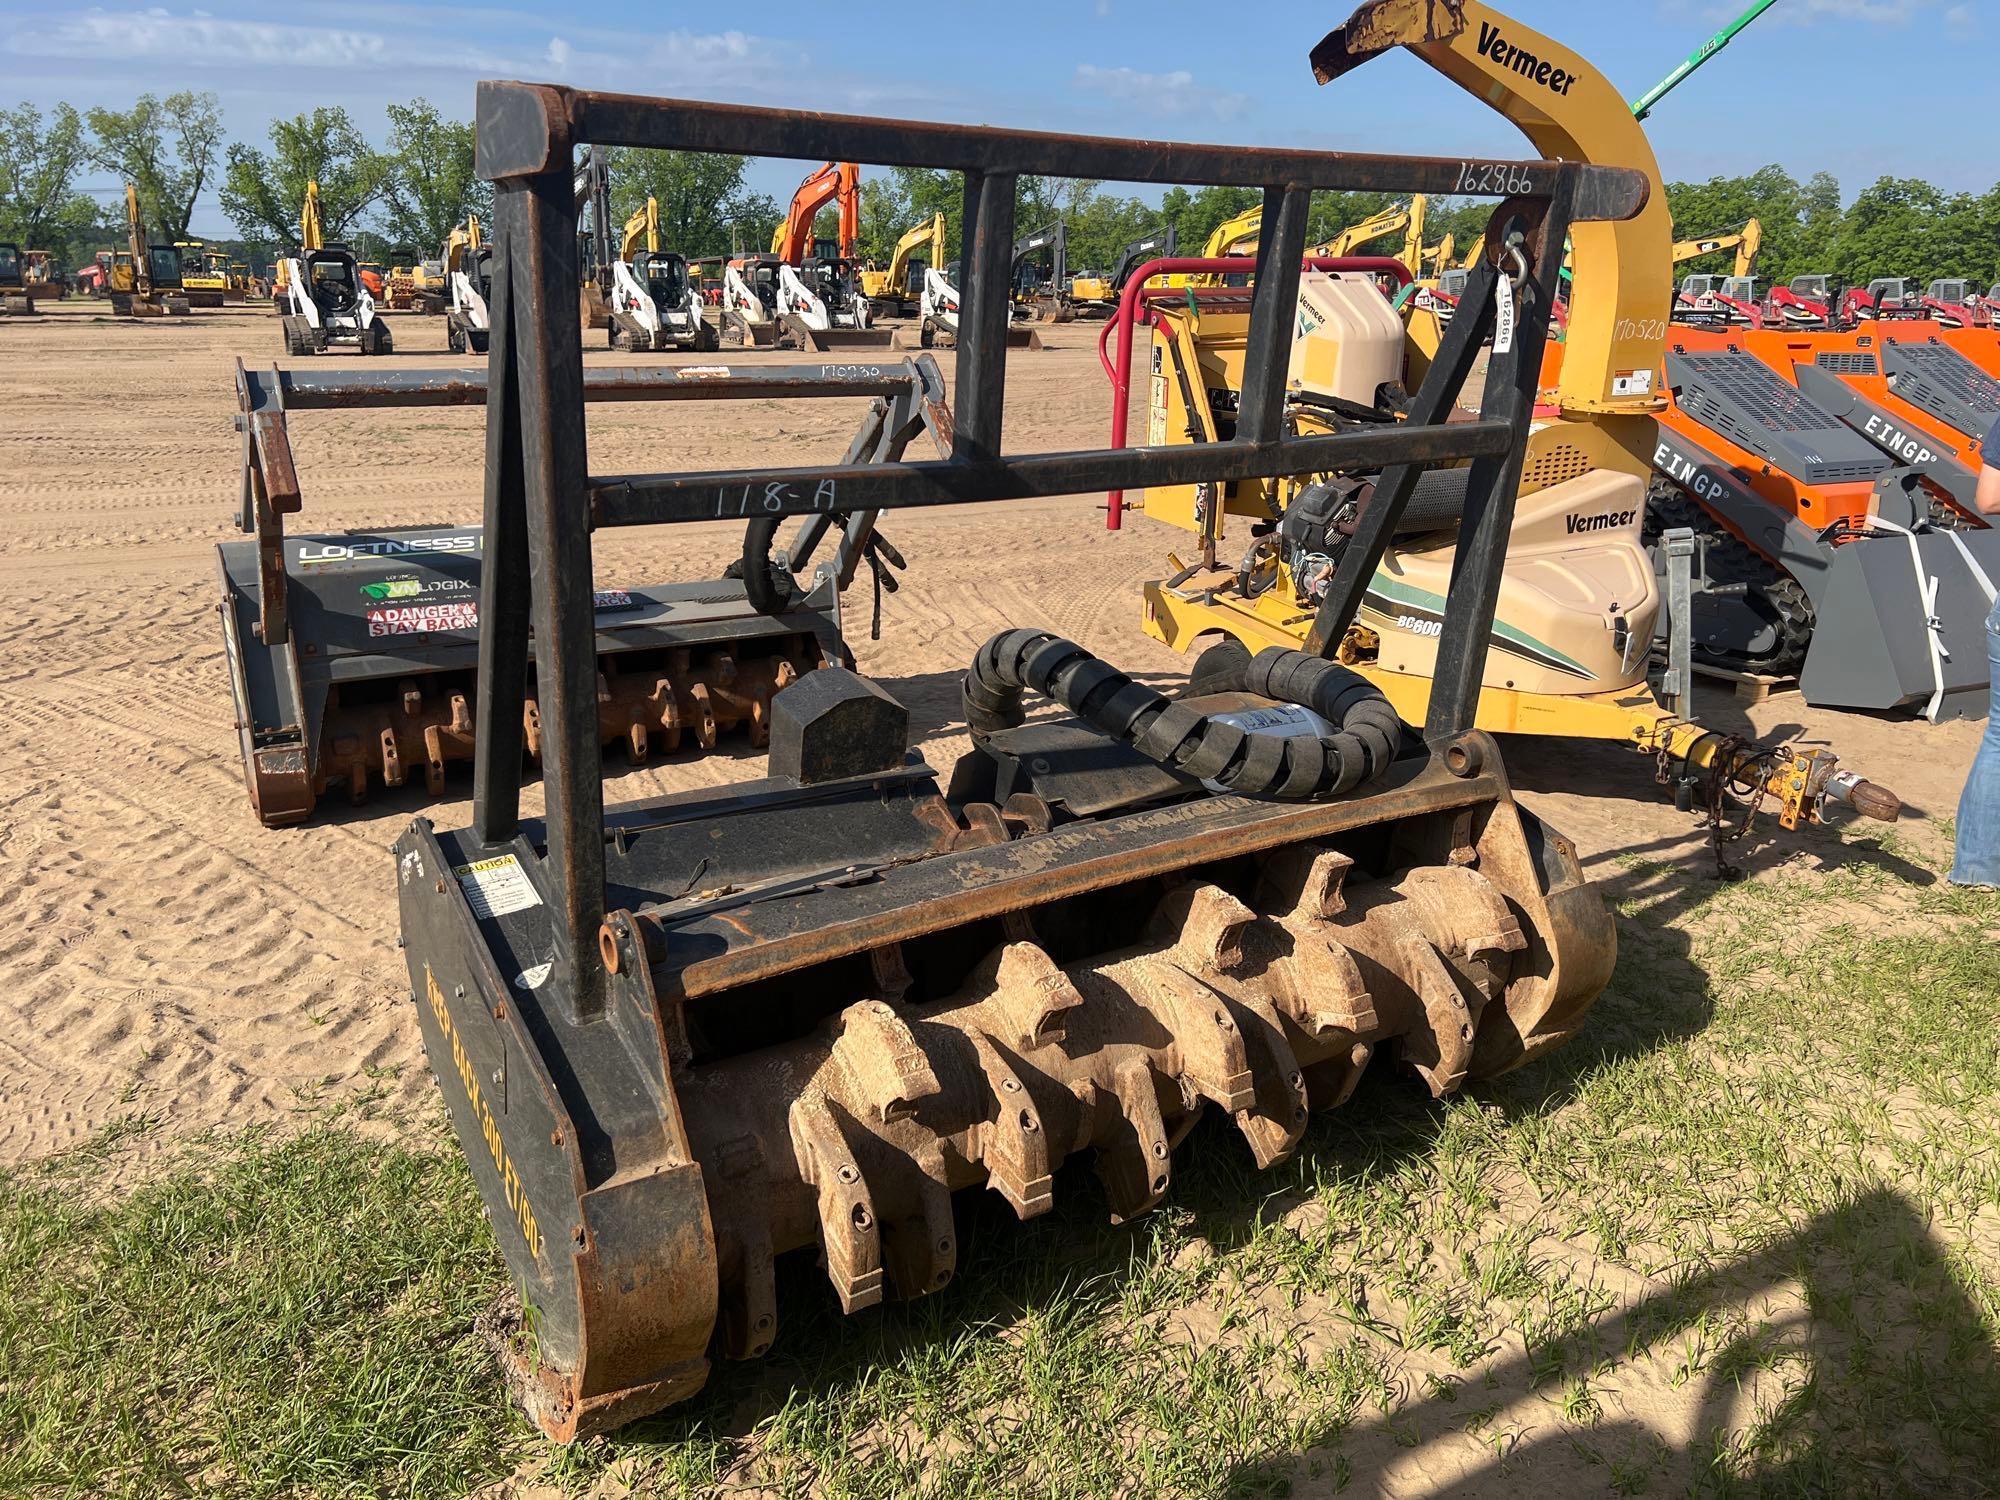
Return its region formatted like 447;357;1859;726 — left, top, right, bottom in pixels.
1243;919;1379;1042
787;1096;884;1312
1395;865;1525;982
976;941;1083;1052
966;1031;1053;1219
1152;882;1255;973
1095;1060;1172;1224
1258;842;1356;922
827;1000;939;1126
1136;959;1254;1115
881;1139;957;1299
1214;987;1309;1168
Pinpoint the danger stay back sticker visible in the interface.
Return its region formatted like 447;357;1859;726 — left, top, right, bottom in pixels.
453;855;542;919
367;602;478;637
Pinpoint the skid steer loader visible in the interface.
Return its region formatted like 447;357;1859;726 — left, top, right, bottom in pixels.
1123;2;1901;830
219;355;946;824
399;58;1648;1441
606;197;718;352
276;244;393;355
719;254;782;346
904;263;1042;351
773;258;896;353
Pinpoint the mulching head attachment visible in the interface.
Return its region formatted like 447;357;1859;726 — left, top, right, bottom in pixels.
402;64;1643;1439
218;355;951;823
397;656;1613;1439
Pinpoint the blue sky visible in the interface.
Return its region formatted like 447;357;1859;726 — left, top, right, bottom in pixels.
0;0;1988;236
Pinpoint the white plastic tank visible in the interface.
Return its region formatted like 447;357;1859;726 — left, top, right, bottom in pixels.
1288;271;1405;410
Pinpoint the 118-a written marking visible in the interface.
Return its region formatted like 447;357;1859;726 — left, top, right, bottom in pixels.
1454;162;1536;195
712;479;843;517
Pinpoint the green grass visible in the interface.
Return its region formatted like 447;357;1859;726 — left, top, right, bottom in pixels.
3;840;1997;1498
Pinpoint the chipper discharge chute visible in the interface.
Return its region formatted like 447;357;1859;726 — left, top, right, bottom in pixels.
1119;0;1902;828
219;354;948;824
396;71;1645;1442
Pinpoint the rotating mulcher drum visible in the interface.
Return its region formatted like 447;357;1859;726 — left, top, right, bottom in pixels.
397;68;1644;1440
398;640;1614;1439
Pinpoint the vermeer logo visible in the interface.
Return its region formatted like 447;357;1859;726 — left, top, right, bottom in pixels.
1566;509;1637;535
1477;22;1578;95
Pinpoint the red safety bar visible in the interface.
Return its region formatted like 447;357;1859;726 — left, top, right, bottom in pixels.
1101;255;1412;528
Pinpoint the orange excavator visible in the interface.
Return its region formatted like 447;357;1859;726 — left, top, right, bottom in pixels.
770;159;860;263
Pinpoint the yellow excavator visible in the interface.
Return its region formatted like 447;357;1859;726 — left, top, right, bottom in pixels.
108;185;190;317
1672;219;1761;277
859;212;945;318
1128;0;1897;837
272;181;324;305
1669;219;1762;324
1307;198;1416;260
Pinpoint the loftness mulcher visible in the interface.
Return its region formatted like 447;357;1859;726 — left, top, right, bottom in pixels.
219;356;945;823
396;70;1644;1439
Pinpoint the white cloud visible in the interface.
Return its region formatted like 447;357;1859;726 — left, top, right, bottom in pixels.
9;7;391;67
1073;63;1247;121
1945;2;1976;34
6;7;778;87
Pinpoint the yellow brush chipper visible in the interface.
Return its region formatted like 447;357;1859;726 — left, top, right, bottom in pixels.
1115;2;1899;857
108;185;191;317
397;62;1645;1440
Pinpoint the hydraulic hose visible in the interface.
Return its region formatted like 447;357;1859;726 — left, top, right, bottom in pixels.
963;630;1402;799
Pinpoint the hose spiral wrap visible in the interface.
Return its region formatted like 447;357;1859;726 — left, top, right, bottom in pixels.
963;630;1403;800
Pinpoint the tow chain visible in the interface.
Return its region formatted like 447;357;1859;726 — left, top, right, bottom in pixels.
1656;731;1783;881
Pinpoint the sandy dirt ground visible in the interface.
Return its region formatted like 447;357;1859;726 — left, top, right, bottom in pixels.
0;297;1980;1173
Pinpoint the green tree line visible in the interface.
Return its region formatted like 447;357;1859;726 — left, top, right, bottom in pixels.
5;92;1995;292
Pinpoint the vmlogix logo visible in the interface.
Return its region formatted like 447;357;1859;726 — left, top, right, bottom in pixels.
1475;22;1581;96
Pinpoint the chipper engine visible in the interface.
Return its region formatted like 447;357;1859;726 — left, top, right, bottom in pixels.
397;70;1644;1440
219;354;944;823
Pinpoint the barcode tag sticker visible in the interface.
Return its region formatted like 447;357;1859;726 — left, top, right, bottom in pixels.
1493;274;1517;356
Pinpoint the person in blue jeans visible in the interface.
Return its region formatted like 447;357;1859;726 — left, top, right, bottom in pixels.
1950;418;2000;888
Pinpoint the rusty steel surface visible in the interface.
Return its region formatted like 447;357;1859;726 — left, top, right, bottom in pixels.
407;749;1614;1439
317;639;822;808
634;750;1499;1002
473;81;1649;225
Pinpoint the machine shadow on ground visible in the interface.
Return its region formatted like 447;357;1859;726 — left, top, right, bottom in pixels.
1232;1185;2000;1495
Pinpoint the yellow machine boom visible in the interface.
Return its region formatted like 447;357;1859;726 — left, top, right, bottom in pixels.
860;213;945;303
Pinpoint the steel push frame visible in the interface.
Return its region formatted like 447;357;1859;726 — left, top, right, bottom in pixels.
463;80;1648;1020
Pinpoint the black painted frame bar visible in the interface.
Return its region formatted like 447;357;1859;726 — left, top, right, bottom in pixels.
465;81;1640;1018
